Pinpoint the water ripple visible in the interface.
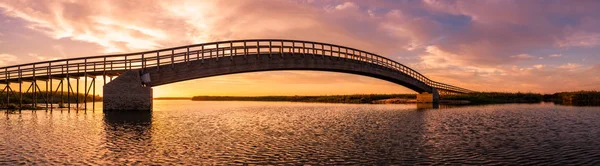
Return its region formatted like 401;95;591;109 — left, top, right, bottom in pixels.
1;101;600;165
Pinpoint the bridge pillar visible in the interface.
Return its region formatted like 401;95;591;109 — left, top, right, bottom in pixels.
103;70;153;111
416;89;440;103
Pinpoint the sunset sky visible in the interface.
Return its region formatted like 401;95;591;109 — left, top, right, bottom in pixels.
1;0;599;97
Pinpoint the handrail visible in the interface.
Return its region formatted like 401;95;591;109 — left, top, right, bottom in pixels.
0;39;475;93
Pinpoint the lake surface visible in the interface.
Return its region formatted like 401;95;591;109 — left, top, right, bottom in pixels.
1;101;600;165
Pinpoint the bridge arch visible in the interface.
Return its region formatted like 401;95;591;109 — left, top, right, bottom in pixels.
0;39;473;111
146;52;433;94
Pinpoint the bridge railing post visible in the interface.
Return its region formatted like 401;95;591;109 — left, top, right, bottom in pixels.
256;40;259;59
280;41;284;58
344;48;348;60
156;52;160;71
244;41;247;59
222;42;226;59
141;53;145;72
187;47;191;65
269;40;272;58
302;42;306;58
337;47;341;59
321;44;326;57
171;49;175;68
312;43;315;58
291;42;295;56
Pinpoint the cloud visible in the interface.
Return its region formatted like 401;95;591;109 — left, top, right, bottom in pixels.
533;64;545;69
28;53;60;61
0;54;18;66
556;31;600;48
0;0;171;53
557;63;582;70
511;54;535;60
549;54;562;58
0;0;599;94
334;2;359;10
421;0;600;66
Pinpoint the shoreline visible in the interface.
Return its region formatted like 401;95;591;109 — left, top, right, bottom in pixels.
185;91;600;106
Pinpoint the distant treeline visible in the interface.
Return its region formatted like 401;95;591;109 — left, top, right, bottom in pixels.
443;91;600;106
154;97;192;100
192;94;416;104
0;91;101;105
550;91;600;106
443;92;543;104
191;91;600;106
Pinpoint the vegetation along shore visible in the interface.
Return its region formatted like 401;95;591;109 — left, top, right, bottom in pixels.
0;92;101;109
191;91;600;106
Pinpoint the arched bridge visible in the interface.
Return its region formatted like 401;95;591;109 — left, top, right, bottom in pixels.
0;39;474;111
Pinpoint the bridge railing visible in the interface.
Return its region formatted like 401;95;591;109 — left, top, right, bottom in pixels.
0;39;474;93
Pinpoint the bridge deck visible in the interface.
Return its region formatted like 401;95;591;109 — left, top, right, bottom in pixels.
0;39;474;93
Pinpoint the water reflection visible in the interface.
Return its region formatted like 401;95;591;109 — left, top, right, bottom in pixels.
417;103;439;110
102;111;153;164
1;101;600;165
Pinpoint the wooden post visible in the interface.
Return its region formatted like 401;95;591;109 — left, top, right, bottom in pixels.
103;57;107;85
76;77;79;111
302;43;306;58
244;41;247;59
280;41;284;58
19;66;22;110
33;64;36;109
84;58;87;110
5;68;8;106
292;42;295;56
171;49;174;68
312;43;315;58
49;63;52;110
141;54;145;72
92;77;95;111
187;47;190;65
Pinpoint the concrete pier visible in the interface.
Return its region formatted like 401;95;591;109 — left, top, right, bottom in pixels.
416;90;440;103
103;70;153;111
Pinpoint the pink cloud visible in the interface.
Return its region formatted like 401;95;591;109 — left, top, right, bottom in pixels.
549;54;562;58
334;2;359;11
511;54;535;60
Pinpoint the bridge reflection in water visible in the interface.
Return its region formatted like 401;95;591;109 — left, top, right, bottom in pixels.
103;111;153;161
0;39;474;111
417;103;440;110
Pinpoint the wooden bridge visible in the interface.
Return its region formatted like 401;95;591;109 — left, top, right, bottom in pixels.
0;39;474;111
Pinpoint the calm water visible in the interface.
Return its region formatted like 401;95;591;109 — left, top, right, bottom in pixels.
1;101;600;165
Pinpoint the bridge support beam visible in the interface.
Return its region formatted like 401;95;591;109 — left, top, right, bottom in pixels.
103;70;152;112
416;89;440;103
